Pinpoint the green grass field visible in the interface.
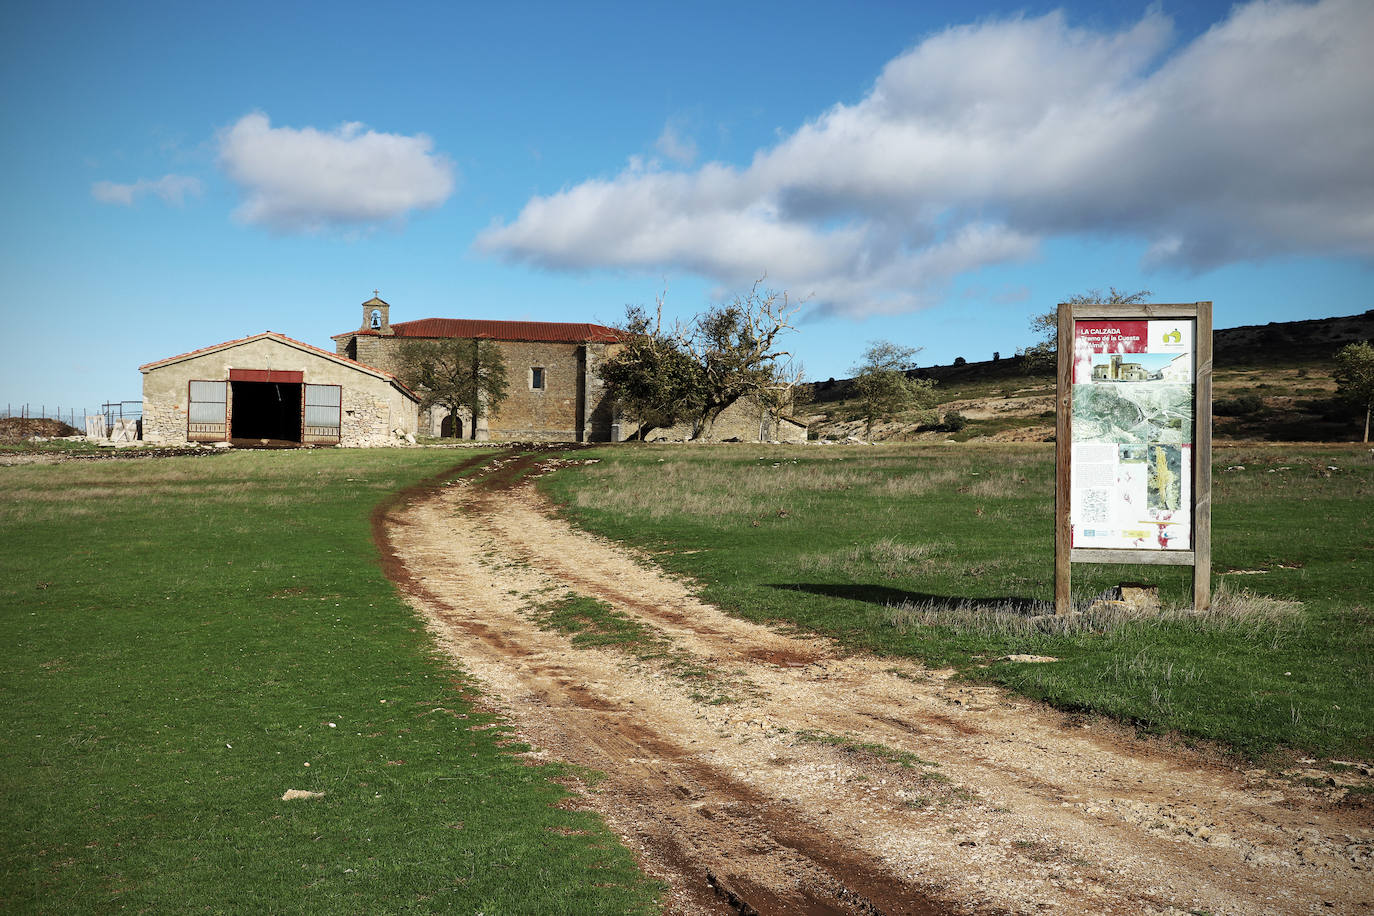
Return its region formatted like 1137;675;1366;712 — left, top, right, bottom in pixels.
4;440;1368;912
0;451;660;914
540;442;1374;761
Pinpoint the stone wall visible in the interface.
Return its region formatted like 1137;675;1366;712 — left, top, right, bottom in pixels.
638;393;808;443
340;386;413;446
486;340;579;439
349;335;397;373
141;397;187;444
581;342;618;442
776;416;808;444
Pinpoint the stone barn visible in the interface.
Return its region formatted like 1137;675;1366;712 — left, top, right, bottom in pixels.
141;332;419;447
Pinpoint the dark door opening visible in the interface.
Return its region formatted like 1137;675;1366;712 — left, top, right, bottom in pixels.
440;412;464;439
230;381;303;443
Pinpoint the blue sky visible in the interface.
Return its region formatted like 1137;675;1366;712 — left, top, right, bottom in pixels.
2;0;1371;414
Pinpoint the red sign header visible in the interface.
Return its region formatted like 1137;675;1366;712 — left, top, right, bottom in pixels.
1073;320;1148;354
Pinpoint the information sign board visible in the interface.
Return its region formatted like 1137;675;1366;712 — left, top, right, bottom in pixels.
1054;302;1212;613
1070;318;1194;551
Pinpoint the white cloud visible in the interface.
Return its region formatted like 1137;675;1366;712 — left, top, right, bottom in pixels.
478;0;1374;317
91;174;203;206
216;112;456;232
655;121;698;166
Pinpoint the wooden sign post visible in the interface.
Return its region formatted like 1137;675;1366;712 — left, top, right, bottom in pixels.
1055;302;1212;614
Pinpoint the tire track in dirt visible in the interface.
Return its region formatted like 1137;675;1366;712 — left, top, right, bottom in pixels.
380;449;1372;915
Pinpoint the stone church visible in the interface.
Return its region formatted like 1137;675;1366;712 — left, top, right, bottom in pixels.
332;294;626;442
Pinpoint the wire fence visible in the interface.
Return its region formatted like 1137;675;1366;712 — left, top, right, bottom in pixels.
2;401;143;431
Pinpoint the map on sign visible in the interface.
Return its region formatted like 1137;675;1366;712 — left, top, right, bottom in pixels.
1070;319;1194;551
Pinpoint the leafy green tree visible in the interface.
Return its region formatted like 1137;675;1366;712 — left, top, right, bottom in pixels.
598;302;703;440
1334;340;1374;442
850;340;936;439
1018;288;1151;371
396;337;509;439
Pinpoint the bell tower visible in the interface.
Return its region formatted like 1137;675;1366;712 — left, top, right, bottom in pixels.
362;291;393;336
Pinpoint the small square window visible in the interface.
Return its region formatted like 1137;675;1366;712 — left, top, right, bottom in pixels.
531;367;545;390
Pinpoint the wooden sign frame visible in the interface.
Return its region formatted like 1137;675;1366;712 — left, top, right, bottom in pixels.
1054;301;1212;614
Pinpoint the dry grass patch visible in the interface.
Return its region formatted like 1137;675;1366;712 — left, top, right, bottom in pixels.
567;445;1051;524
961;473;1033;498
0;456;410;525
884;581;1303;640
878;469;963;497
570;459;889;521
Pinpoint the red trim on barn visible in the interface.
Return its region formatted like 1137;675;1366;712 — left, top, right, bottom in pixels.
229;368;305;384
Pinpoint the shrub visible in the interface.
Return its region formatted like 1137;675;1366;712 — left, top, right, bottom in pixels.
1214;395;1265;417
942;410;968;431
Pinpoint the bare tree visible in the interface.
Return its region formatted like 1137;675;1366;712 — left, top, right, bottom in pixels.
754;357;807;439
1064;287;1153;307
679;279;800;439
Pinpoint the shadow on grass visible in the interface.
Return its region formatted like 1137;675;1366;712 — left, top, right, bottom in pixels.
771;583;1045;615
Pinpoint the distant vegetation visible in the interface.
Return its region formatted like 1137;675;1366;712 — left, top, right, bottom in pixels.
1334;340;1374;441
849;340;936;438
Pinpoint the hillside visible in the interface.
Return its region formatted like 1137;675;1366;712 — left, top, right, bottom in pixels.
807;309;1374;442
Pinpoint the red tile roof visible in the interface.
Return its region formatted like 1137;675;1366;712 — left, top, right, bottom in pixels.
333;318;623;344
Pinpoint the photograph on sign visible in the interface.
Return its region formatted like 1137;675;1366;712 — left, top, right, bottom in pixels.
1070;319;1194;550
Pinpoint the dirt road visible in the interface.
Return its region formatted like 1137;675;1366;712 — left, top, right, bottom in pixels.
379;450;1371;915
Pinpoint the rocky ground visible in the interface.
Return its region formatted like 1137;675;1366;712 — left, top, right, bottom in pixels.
810;390;1056;443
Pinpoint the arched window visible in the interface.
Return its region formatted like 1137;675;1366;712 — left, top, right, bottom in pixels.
370;309;382;329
